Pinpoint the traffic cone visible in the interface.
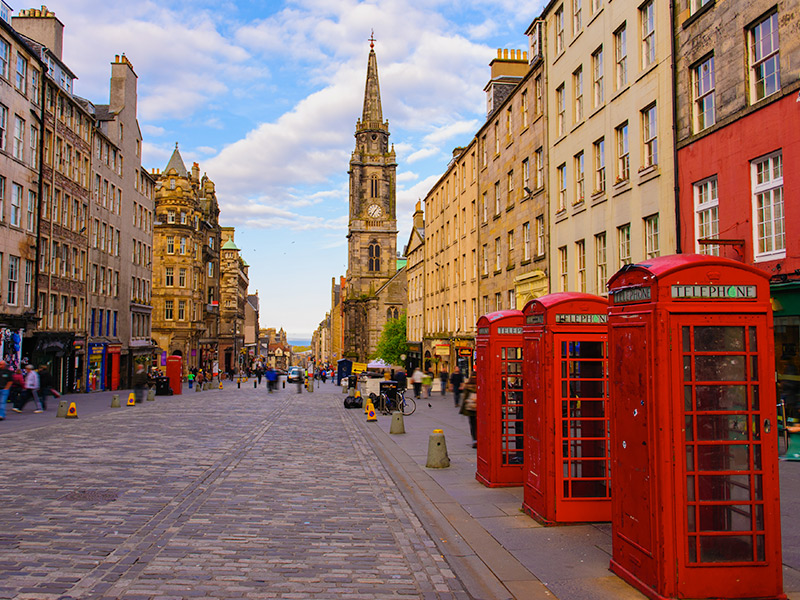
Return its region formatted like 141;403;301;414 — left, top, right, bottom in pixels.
111;394;120;408
366;404;377;422
219;380;223;390
65;402;78;419
127;392;135;406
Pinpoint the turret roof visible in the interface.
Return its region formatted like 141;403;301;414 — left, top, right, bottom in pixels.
222;239;239;250
164;144;188;177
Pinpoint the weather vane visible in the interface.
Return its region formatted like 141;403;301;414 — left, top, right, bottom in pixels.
369;30;375;49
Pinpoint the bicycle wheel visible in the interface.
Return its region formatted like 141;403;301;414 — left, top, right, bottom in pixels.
401;394;416;416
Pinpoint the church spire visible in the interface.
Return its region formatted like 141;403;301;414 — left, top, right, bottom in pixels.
361;33;383;126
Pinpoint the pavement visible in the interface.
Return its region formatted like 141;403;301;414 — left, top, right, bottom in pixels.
0;379;797;600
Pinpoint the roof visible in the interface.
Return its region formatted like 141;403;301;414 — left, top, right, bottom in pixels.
164;146;188;177
222;239;239;251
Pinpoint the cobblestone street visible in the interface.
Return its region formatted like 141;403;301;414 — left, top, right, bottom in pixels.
0;384;470;600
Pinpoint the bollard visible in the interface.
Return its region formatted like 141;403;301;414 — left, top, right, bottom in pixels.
426;429;450;468
147;389;155;401
389;411;405;434
237;378;241;389
254;380;257;389
196;382;201;392
110;394;121;408
56;400;69;418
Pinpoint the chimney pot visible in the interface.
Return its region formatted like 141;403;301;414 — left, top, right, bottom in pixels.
497;49;502;58
503;49;508;59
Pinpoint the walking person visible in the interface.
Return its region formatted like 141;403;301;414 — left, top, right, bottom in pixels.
439;369;448;396
8;368;24;410
423;370;433;397
38;365;55;411
265;366;277;392
460;375;478;448
411;368;423;399
0;360;12;421
450;366;464;408
132;363;148;404
14;364;42;413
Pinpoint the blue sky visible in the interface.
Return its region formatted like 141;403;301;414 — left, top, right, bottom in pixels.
52;0;544;339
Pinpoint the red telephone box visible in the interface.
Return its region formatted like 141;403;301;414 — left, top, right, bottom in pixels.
166;355;183;396
521;292;610;525
475;310;525;487
607;254;784;600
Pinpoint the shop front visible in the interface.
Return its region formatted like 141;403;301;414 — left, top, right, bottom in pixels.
454;340;474;378
107;345;121;390
26;331;75;393
407;342;422;372
87;342;106;392
773;280;800;422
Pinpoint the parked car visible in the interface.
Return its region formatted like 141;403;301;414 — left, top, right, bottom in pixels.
287;366;304;383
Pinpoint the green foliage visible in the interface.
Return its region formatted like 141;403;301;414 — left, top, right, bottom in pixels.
373;312;407;365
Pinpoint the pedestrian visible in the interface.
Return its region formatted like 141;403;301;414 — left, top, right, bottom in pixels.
38;365;55;411
394;368;407;393
8;368;24;409
450;366;464;407
0;360;12;421
423;370;433;397
256;366;263;386
411;368;423;399
14;364;42;413
188;370;195;389
460;375;478;448
196;370;204;389
439;369;448;396
132;363;148;404
265;366;277;392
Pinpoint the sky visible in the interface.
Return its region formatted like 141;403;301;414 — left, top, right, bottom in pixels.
49;0;545;341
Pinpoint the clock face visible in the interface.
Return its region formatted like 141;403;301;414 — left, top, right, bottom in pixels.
367;204;383;218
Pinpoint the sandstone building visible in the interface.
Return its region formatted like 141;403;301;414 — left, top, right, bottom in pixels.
342;43;406;362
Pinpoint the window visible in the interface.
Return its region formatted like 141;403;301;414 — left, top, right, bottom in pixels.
494;237;501;271
556;84;566;136
576;240;586;292
752;151;784;259
180;237;187;254
482;192;488;222
559;246;568;291
616;122;629;182
694;177;719;255
29;125;38;169
0;104;6;151
481;135;487;166
507;230;515;266
15;53;26;93
555;6;565;54
615;24;627;89
165;267;174;287
180;211;186;224
10;183;21;227
693;56;715;132
167;210;175;223
644;214;660;258
368;242;381;271
689;0;712;14
209;236;214;249
23;260;32;307
618;224;632;265
167;235;174;254
594;138;606;193
179;267;186;287
557;163;567;211
26;190;35;232
13;115;24;160
592;46;604;107
749;12;780;102
506;106;512;143
178;300;186;321
508;290;516;310
573;0;582;33
482;244;488;275
535;75;543;115
573;67;583;122
7;255;18;306
641;104;658;168
522;158;530;193
536;215;545;256
207;261;214;277
521;90;529;128
164;300;173;320
640;0;655;68
574;152;585;204
592;0;602;14
507;171;514;206
523;222;531;261
0;38;8;79
595;232;607;291
494;181;501;215
535;147;543;189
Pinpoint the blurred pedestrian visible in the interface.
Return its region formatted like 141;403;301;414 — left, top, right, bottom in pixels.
450;367;464;408
411;368;423;399
8;368;24;409
460;375;478;448
38;365;55;411
439;369;448;396
0;360;12;420
423;370;433;397
132;363;148;404
13;364;42;413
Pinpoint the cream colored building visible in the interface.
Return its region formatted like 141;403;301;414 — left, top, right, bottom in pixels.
403;202;425;370
422;139;480;376
538;0;675;296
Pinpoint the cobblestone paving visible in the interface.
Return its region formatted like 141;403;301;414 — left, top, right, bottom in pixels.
0;385;470;600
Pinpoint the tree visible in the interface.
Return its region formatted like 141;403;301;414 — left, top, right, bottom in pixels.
373;312;407;366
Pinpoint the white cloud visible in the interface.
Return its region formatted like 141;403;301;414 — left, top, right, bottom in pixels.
406;147;439;164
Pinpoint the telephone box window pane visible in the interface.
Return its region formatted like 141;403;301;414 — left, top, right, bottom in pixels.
687;505;696;531
687;445;695;471
569;380;605;398
568;340;604;358
751;416;761;441
694;326;745;351
685;385;693;410
697;444;749;471
571;478;608;498
757;535;765;561
683;326;691;352
697;474;752;502
750;356;759;381
685;416;694;440
569;360;605;379
689;540;697;562
501;347;506;359
752;385;760;410
749;326;758;351
695;385;747;411
699;536;754;562
698;504;753;532
754;475;763;500
695;356;745;381
684;356;692;381
754;505;764;530
697;415;748;441
687;476;696;501
753;445;762;470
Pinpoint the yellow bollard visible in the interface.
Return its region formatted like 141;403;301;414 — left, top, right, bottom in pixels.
65;402;79;419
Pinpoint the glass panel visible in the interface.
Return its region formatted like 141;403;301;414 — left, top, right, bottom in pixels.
749;327;757;352
754;444;762;471
687;505;696;531
569;380;605;398
698;504;753;532
501;347;507;359
757;535;765;561
568;360;605;379
687;475;695;501
755;505;764;530
684;356;692;381
751;416;761;441
697;474;752;502
685;416;694;441
697;444;749;471
750;356;758;381
683;326;691;352
695;326;745;352
571;478;608;498
752;385;759;411
562;362;568;379
561;341;568;357
696;415;748;441
699;535;754;562
685;386;693;411
568;340;604;358
754;475;763;501
689;538;697;562
695;385;747;411
687;445;695;471
695;356;746;381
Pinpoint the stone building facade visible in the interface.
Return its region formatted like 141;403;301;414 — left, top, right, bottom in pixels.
218;227;249;373
343;44;406;363
403;203;424;370
151;148;221;375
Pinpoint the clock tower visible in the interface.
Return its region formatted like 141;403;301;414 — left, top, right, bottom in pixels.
343;39;406;362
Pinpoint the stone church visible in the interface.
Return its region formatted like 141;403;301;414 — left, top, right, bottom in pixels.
343;42;407;362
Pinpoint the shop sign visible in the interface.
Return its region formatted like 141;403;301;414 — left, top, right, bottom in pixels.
497;327;523;335
434;344;450;356
555;313;608;324
611;286;652;305
458;348;473;356
191;349;197;357
107;345;122;354
526;314;544;325
89;343;105;356
671;285;757;300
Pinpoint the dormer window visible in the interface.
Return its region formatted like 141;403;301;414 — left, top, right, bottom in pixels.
169;178;176;190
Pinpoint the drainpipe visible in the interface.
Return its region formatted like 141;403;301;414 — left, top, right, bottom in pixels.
669;0;682;253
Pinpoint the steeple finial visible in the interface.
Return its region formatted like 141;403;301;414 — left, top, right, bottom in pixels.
369;30;375;50
361;41;383;125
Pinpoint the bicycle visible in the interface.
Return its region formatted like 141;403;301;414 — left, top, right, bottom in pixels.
381;388;416;416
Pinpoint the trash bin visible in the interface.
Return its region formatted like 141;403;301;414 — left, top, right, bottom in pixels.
347;374;358;390
380;380;398;407
154;376;173;396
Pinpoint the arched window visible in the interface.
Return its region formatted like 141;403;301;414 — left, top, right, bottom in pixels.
368;242;381;271
370;175;379;198
386;307;399;320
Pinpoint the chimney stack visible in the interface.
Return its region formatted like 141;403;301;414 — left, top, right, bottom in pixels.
12;6;64;60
